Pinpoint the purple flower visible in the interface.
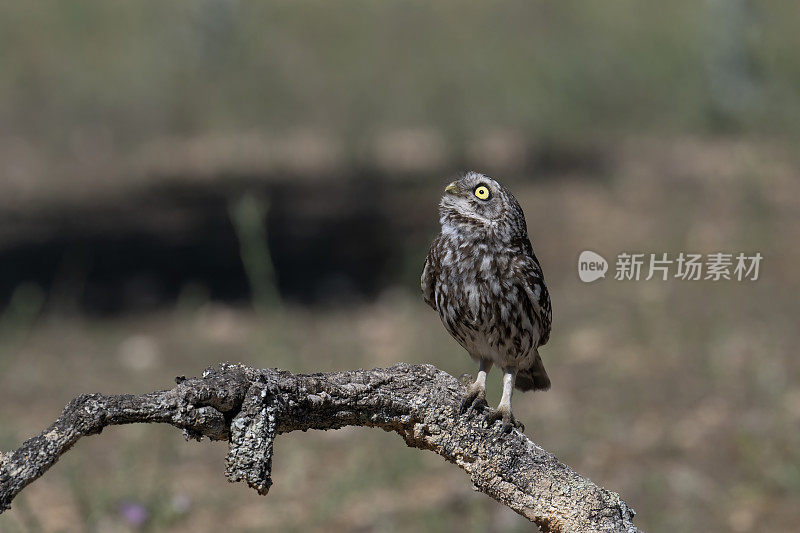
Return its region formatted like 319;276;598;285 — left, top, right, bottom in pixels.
118;501;148;527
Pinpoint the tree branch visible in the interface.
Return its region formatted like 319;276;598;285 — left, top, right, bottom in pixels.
0;363;639;532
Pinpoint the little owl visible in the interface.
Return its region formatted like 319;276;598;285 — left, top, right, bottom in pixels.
421;172;552;432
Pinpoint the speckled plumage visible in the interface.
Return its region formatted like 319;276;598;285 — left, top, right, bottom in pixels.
421;172;551;431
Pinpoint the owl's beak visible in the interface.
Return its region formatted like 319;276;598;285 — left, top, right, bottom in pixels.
444;182;459;195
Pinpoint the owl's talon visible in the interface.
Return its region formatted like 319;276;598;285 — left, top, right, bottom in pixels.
468;394;488;414
473;396;488;412
485;407;524;433
460;387;487;414
506;419;525;433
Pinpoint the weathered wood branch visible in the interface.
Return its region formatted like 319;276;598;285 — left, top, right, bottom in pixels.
0;363;639;532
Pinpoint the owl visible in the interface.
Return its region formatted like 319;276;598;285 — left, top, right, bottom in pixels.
421;172;552;432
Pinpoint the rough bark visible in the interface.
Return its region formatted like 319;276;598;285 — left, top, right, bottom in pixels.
0;363;639;532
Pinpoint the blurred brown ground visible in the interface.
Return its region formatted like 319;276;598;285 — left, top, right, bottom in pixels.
2;137;799;532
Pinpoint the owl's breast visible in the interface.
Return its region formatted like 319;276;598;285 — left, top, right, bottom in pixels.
433;239;538;366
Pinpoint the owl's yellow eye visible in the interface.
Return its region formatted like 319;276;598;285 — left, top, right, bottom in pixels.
474;185;491;200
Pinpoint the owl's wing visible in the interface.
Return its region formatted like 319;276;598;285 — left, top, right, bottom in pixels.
420;237;440;311
514;240;552;346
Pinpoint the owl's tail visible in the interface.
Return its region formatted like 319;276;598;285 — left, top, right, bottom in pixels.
515;350;551;392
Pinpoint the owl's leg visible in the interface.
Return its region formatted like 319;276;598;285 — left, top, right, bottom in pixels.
459;359;492;414
485;367;525;433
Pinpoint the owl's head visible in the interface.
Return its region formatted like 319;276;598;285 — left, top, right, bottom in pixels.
438;171;527;239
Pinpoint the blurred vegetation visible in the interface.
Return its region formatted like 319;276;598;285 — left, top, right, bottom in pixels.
1;2;800;532
229;193;281;312
2;0;800;160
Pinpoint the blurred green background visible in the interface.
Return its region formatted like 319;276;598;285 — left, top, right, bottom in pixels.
1;1;799;532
